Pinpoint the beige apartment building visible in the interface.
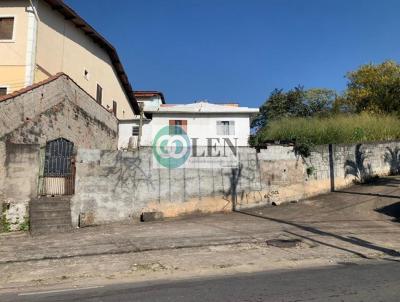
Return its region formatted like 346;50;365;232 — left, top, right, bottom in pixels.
0;0;139;119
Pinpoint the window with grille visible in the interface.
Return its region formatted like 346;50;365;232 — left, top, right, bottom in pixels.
169;120;187;135
132;126;140;136
0;17;14;40
217;121;235;135
0;87;7;96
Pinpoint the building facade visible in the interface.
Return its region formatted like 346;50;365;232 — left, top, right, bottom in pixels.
0;73;119;231
0;0;139;120
118;91;165;149
119;102;259;149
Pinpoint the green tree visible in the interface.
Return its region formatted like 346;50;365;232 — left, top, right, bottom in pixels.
251;86;337;130
251;86;306;130
251;89;285;130
345;60;400;113
304;88;337;116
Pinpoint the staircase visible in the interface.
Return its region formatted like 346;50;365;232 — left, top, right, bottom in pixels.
30;196;72;235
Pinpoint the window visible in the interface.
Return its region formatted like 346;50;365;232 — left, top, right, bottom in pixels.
0;87;7;96
112;101;117;116
96;84;102;105
132;126;140;136
0;17;14;40
169;120;187;135
84;69;90;80
217;121;235;135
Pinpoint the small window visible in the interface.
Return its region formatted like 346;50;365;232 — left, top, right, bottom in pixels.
0;17;14;40
96;84;102;105
84;69;90;80
132;126;140;136
217;121;235;135
112;101;117;116
169;120;187;135
0;87;7;96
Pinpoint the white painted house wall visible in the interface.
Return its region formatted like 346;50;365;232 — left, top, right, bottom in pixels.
136;95;163;111
118;94;163;149
140;113;253;146
118;119;149;149
118;106;258;150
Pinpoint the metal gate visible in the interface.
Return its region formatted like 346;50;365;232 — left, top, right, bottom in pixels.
40;138;75;196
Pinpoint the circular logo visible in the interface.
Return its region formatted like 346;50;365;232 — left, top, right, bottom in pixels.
152;126;191;169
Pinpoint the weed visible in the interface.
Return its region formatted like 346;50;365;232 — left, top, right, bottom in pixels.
257;113;400;146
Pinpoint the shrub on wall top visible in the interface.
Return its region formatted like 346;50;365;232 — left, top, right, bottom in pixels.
257;113;400;146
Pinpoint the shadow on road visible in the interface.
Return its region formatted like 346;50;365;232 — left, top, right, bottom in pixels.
333;177;400;199
237;210;400;259
333;190;400;199
376;202;400;222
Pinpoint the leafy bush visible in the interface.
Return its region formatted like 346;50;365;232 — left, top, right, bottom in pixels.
256;113;400;146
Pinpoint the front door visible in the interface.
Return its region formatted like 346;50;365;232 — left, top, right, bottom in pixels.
40;138;75;196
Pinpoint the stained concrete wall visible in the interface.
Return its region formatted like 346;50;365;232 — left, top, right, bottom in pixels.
0;74;119;231
71;141;400;227
1;143;40;231
0;74;118;147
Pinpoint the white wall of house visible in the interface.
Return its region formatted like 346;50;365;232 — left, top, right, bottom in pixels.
118;113;252;149
118;95;165;149
118;119;151;150
136;95;163;111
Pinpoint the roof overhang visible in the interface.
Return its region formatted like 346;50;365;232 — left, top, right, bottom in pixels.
134;91;166;104
42;0;140;115
146;109;259;114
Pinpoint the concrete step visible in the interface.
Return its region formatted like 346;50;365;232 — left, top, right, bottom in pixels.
32;196;71;202
30;203;71;212
30;216;72;226
30;224;72;235
30;210;71;220
30;196;72;235
31;198;71;205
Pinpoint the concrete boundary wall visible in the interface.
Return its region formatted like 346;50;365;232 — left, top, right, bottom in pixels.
1;143;40;231
0;74;118;202
0;74;119;231
0;75;118;142
71;141;400;227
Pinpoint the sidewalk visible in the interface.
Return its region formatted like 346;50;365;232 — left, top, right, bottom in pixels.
1;177;400;290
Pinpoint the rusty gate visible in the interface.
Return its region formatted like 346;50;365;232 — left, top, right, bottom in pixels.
39;138;75;196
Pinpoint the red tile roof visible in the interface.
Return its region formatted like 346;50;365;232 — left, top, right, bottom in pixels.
0;73;65;103
0;73;119;117
134;91;166;104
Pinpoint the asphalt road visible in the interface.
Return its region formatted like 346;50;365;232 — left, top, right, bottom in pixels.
3;261;400;302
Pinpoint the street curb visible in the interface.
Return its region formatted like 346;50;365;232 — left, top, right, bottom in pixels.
0;238;261;265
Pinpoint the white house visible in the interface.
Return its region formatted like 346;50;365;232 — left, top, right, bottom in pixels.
118;91;165;149
118;101;259;149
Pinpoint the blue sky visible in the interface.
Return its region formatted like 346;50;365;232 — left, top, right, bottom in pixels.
66;0;400;107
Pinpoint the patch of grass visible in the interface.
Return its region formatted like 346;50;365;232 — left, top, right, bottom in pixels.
257;113;400;146
19;217;30;232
